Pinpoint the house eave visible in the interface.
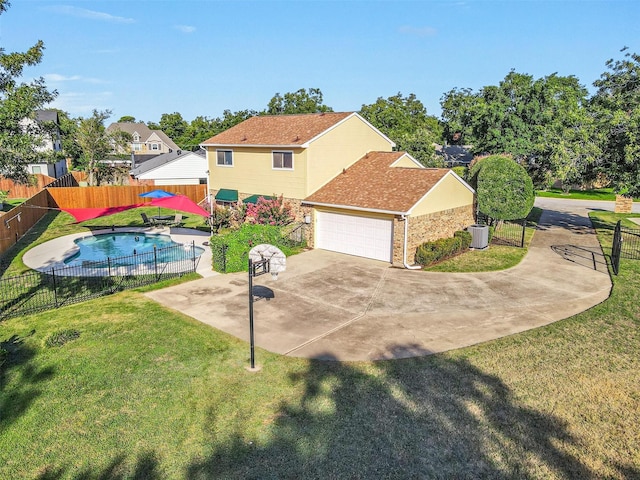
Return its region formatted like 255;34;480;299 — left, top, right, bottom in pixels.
302;200;408;216
200;143;305;149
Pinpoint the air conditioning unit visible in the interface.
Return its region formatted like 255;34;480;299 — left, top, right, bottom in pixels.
469;224;489;249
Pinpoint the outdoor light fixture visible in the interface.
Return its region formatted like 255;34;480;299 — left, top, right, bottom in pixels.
304;214;311;224
4;212;21;229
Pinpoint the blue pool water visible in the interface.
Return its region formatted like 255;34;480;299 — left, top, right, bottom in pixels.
64;232;204;267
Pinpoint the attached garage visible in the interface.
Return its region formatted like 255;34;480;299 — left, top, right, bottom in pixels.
315;210;393;262
304;151;475;266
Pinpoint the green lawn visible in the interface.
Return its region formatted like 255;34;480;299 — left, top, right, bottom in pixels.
536;187;639;202
426;207;543;272
0;212;639;478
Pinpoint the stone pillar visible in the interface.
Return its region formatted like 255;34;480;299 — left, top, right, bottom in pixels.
615;195;633;213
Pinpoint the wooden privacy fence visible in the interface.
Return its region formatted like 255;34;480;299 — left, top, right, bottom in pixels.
0;174;56;199
47;184;207;209
0;190;52;255
0;184;207;258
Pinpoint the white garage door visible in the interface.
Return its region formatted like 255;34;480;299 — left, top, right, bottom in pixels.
316;211;393;262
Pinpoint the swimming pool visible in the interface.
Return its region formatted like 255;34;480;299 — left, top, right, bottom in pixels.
64;232;205;267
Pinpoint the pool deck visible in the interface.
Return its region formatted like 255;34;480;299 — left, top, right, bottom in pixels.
22;226;216;278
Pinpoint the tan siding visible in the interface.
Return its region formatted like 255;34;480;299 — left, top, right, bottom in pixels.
409;173;474;217
312;206;395;221
306;115;394;195
207;147;308;199
392;156;422;168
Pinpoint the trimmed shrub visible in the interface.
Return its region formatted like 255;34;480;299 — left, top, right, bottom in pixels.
473;154;535;220
415;231;470;266
454;230;472;249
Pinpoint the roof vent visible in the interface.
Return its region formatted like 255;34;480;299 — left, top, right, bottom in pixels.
294;135;299;142
241;135;247;141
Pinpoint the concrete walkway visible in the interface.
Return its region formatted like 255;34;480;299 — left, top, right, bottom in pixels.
145;198;615;361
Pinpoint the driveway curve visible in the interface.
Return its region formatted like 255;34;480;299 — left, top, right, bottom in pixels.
146;198;615;361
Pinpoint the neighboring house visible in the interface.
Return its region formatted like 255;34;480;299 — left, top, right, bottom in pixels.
106;122;179;165
25;110;67;179
201;112;475;266
130;149;208;186
435;144;474;167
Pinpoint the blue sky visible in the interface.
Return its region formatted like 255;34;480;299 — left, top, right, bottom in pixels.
2;0;638;124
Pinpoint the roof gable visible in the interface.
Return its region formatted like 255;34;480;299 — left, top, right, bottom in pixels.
131;149;205;176
200;112;394;148
304;151;467;214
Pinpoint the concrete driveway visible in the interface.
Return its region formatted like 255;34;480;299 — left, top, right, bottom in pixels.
145;198;614;361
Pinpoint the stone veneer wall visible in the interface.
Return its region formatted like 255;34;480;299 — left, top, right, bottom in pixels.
392;204;475;265
615;195;633;213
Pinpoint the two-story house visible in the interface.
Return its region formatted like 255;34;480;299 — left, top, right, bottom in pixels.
201;112;474;267
23;110;68;178
106;122;180;166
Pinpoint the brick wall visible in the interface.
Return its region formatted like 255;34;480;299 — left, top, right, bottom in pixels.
399;204;475;265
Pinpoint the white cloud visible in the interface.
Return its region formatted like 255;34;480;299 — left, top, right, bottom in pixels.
48;5;135;24
174;24;196;33
50;91;114;117
398;25;437;37
45;74;108;85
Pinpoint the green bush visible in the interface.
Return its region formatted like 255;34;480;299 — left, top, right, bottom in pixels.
415;231;470;266
454;230;472;249
44;329;80;348
210;224;299;273
472;155;535;220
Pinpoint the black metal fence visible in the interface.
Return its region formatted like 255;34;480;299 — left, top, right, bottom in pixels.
476;213;526;248
611;220;640;275
0;243;201;321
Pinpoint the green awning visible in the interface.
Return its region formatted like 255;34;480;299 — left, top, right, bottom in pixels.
215;189;238;202
243;194;275;204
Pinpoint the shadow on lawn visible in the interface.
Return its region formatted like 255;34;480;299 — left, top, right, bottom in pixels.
185;344;637;479
37;451;161;480
0;331;54;431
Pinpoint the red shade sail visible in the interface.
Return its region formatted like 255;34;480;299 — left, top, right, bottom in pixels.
62;204;144;223
150;194;209;217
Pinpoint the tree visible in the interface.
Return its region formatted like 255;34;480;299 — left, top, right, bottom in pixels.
265;88;333;115
158;112;188;144
470;155;534;220
591;49;640;196
117;115;136;123
0;0;57;182
359;93;442;166
56;110;82;164
440;71;597;188
75;109;130;185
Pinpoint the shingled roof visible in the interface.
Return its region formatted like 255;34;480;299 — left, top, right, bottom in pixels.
304;151;457;214
201;112;361;147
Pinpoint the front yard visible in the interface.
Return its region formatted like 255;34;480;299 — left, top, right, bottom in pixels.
0;210;638;478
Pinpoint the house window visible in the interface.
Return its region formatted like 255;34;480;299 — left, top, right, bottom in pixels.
216;150;233;167
273;151;293;170
151;143;159;150
132;143;142;151
32;165;42;174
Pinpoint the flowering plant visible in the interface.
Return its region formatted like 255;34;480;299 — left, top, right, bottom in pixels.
245;195;294;226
